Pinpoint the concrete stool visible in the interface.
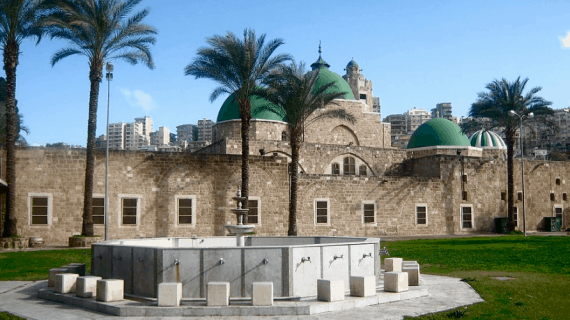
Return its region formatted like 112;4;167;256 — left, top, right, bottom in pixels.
65;263;86;276
384;258;403;272
317;279;344;302
252;282;273;306
158;282;182;307
76;276;101;298
384;271;408;293
350;276;376;297
207;282;230;306
96;279;124;302
55;273;79;294
402;264;421;286
48;268;68;287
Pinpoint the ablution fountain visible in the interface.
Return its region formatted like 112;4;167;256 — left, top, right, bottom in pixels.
91;188;381;299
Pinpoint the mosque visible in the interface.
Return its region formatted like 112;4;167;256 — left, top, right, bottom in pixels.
4;51;569;245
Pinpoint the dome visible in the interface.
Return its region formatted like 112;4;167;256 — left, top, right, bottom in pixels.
216;91;286;123
407;118;471;149
346;58;359;68
309;45;355;100
469;129;506;149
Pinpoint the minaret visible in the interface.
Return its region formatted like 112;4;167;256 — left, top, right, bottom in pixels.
343;58;375;111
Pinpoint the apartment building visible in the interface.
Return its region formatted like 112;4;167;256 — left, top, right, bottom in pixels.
197;118;214;143
405;108;431;133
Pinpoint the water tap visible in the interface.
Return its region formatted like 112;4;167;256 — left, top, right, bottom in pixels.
174;259;180;266
301;257;311;263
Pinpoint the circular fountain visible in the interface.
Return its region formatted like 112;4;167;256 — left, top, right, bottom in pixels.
225;188;254;246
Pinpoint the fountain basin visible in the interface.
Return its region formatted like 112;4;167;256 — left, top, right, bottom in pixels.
91;236;380;299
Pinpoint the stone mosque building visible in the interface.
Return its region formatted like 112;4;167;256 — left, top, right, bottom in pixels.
3;51;570;245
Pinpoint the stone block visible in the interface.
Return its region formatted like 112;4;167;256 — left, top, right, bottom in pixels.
48;268;68;287
158;282;182;307
317;279;344;302
65;263;86;276
349;276;376;297
384;271;408;293
55;273;79;294
384;258;403;272
76;276;101;298
402;265;421;286
252;282;273;306
96;279;124;302
207;282;229;306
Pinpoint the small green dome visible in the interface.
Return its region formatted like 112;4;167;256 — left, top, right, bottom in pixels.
309;56;355;100
469;129;506;149
407;118;471;149
216;92;286;122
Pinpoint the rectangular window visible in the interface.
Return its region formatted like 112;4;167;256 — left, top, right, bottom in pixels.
517;192;523;201
359;94;367;100
248;198;260;225
315;199;329;225
550;193;555;201
501;192;506;201
564;193;568;202
416;205;427;225
178;198;193;224
362;202;375;224
462;191;468;201
122;198;138;225
554;206;563;219
461;205;473;229
462;175;467;183
30;196;49;225
92;197;105;225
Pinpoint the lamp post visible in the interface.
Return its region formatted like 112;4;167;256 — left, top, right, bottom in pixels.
104;62;113;241
509;110;533;237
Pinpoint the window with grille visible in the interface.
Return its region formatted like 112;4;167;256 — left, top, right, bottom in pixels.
92;197;105;225
554;206;563;219
122;198;138;225
315;200;329;225
461;205;473;229
343;157;355;175
363;203;375;223
332;163;340;175
248;199;259;224
513;207;518;226
416;205;427;225
359;165;367;176
178;198;193;225
281;131;287;141
30;196;49;225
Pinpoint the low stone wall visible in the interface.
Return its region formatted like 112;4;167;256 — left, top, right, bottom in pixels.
0;237;29;250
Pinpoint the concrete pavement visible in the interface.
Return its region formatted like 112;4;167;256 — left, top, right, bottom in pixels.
0;274;483;320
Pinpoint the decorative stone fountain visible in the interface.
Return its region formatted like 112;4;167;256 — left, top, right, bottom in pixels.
225;188;255;246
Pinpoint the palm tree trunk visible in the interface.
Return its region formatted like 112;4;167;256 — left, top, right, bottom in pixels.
506;134;515;232
2;39;19;237
288;134;300;236
82;65;101;237
239;100;251;224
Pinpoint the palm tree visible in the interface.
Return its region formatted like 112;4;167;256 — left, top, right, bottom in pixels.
0;0;47;237
0;77;31;147
45;0;156;236
185;29;290;222
258;61;356;236
465;77;553;232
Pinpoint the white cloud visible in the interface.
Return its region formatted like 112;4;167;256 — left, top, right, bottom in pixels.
561;31;570;48
120;88;155;112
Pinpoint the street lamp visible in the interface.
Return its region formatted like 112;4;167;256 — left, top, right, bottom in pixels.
509;110;533;237
104;62;113;241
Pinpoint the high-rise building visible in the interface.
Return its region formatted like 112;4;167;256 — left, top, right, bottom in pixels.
176;124;196;142
432;103;454;121
197;118;214;143
405;108;431;133
107;122;126;150
384;114;408;135
151;126;170;146
134;116;153;137
125;122;144;150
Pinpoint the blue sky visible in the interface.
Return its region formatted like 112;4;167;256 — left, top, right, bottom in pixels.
10;0;570;146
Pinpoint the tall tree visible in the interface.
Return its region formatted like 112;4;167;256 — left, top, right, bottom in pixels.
465;77;553;232
45;0;156;236
0;0;46;237
0;77;30;146
185;29;290;222
258;61;355;235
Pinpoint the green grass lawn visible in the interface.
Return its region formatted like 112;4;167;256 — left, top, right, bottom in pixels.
0;312;24;320
383;236;570;320
0;249;91;281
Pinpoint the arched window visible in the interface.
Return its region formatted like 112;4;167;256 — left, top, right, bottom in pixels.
331;163;340;175
343;157;355;175
359;165;367;176
281;131;287;141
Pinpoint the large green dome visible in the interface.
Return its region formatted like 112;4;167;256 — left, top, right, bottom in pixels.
310;55;355;100
407;118;471;149
216;92;286;122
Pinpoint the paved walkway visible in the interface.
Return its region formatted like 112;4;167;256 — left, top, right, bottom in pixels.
0;274;483;320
